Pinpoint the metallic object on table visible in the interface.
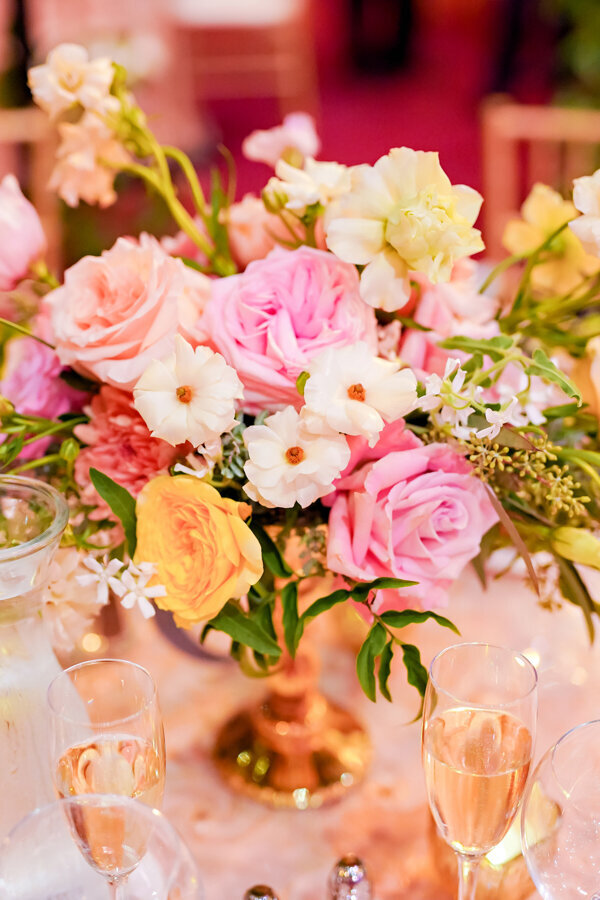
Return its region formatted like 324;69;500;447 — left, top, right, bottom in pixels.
244;887;279;900
329;854;372;899
214;650;371;809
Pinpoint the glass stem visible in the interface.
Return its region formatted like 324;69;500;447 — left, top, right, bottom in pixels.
108;878;125;900
457;853;481;900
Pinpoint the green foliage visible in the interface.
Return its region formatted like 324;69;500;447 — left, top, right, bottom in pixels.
250;523;293;578
525;349;581;401
356;623;387;701
89;468;137;556
206;601;282;658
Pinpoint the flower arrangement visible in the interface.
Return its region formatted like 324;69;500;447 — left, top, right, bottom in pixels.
1;44;599;701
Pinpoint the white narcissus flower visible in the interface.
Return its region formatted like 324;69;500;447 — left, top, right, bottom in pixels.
243;406;350;508
109;561;165;619
570;169;600;255
324;147;484;310
133;335;243;448
28;43;119;119
266;158;351;211
302;342;418;446
50;114;130;208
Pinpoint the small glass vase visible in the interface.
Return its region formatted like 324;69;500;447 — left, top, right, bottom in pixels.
0;475;68;837
213;647;371;809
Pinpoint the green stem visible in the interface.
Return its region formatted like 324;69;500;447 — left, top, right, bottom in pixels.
10;453;61;474
163;145;208;218
508;222;571;317
21;417;87;447
478;252;526;294
0;318;54;349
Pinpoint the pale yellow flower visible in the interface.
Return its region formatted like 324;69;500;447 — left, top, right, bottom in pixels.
503;183;600;294
324;147;484;311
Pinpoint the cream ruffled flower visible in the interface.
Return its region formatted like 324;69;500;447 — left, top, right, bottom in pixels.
28;43;119;118
570;169;600;255
303;341;417;446
133;335;243;448
243;406;350;508
503;183;600;293
324;147;484;310
266;158;351;211
49;114;130;208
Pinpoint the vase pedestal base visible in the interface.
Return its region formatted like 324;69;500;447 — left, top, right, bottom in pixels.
214;661;370;809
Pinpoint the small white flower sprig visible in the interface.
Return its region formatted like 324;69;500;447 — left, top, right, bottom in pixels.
415;334;582;443
28;44;236;276
77;556;166;619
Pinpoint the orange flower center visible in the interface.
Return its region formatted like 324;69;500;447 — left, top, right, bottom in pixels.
176;385;193;404
348;383;366;402
285;446;305;465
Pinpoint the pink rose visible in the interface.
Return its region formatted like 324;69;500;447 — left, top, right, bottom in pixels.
242;113;320;166
401;260;499;377
203;247;378;410
326;422;498;610
43;234;211;391
0;175;46;290
1;338;87;459
74;385;178;519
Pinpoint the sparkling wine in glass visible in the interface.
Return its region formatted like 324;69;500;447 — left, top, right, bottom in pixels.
422;642;537;900
47;659;166;897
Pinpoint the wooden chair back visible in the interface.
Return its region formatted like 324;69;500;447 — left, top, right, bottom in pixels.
0;107;61;273
481;98;600;258
170;0;319;118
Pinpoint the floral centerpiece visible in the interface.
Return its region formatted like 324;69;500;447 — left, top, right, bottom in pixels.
1;43;599;708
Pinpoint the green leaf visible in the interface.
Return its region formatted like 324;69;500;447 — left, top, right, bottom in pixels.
356;623;387;702
525;349;581;401
351;577;418;601
543;402;584;419
379;609;460;634
281;582;299;658
378;640;395;702
470;523;500;589
250;523;293;578
485;485;540;597
400;643;428;697
207;601;282;657
555;555;595;642
89;468;137;555
439;334;515;361
296;588;351;644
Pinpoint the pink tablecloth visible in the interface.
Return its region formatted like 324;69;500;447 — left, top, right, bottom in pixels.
116;566;600;899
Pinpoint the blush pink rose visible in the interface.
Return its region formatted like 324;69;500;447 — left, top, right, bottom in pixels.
401;260;499;377
202;246;378;410
242;113;320;166
43;234;212;391
326;422;498;610
74;386;179;520
0;175;46;290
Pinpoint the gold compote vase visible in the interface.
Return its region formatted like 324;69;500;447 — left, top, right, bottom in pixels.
214;552;371;809
0;476;69;836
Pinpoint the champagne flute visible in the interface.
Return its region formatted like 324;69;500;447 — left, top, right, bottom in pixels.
47;659;166;898
422;642;537;900
522;719;600;898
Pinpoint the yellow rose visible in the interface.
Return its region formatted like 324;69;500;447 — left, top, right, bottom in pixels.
503;183;600;294
135;475;263;627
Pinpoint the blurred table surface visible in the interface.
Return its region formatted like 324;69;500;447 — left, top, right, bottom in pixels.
117;565;600;899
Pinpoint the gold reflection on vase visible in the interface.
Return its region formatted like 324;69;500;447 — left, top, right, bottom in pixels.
214;650;370;809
